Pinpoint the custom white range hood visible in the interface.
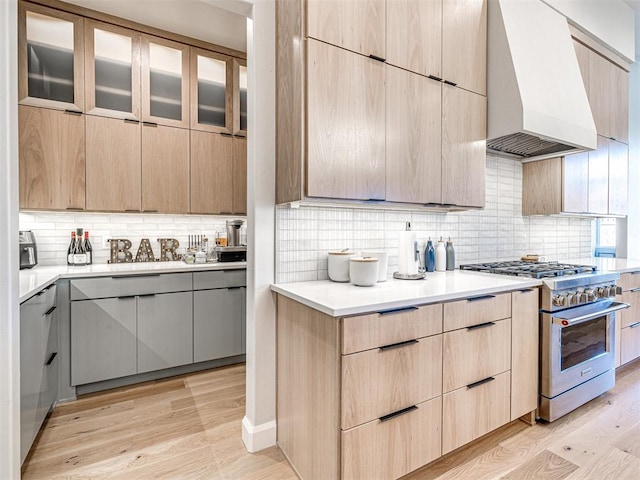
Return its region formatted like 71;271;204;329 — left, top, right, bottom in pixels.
487;0;597;161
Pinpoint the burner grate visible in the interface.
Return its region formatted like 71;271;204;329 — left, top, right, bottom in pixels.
459;261;597;279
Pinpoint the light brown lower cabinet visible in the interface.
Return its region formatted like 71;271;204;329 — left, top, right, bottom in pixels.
342;397;442;480
19;106;86;210
141;124;190;213
617;273;640;367
276;287;538;480
85;115;141;212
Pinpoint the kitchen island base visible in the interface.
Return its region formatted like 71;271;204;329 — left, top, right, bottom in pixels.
276;287;539;480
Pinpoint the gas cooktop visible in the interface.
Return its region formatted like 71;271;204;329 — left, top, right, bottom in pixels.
459;260;598;279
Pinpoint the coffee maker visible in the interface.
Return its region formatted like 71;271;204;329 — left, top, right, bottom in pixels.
217;220;247;262
19;230;38;269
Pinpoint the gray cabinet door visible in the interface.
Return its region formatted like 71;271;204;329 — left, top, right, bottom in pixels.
71;297;137;386
43;310;58;414
194;288;243;363
137;292;193;373
20;298;44;464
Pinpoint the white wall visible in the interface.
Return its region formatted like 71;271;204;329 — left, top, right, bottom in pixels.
542;0;635;61
19;212;246;265
276;156;594;283
0;0;20;476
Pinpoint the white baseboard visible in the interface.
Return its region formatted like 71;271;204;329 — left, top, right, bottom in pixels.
241;416;277;453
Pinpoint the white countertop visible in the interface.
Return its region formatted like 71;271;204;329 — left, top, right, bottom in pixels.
271;271;543;317
20;261;246;303
564;257;640;274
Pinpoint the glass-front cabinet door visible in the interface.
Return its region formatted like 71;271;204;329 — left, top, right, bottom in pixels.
190;47;232;133
233;59;247;136
19;3;84;111
84;20;140;120
141;35;189;128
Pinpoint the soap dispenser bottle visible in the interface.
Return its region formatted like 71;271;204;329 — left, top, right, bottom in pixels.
435;237;446;272
446;237;455;271
425;237;435;272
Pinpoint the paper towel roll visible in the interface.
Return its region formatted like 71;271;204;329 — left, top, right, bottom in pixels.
398;231;418;275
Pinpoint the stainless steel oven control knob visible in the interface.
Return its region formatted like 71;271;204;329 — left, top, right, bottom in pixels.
552;295;566;307
596;287;607;298
585;289;596;302
568;293;579;305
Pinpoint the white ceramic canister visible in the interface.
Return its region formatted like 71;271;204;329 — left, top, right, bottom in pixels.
328;250;356;282
361;251;388;282
349;257;379;287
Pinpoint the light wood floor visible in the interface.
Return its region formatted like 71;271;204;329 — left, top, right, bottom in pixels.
22;360;640;479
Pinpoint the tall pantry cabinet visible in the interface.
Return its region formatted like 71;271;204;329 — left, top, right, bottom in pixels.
18;0;247;215
276;0;487;209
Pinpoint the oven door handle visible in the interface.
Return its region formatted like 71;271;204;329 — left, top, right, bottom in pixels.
553;302;629;327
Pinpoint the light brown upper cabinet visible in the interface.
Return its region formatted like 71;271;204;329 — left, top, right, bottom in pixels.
306;0;385;59
522;136;628;217
442;0;487;96
442;86;486;207
84;20;141;120
141;35;190;128
190;131;234;214
573;39;629;144
233;137;247;214
306;39;385;201
85;116;141;212
385;66;442;204
19;106;86;210
18;3;84;112
190;47;233;134
142;124;190;213
386;0;441;78
233;59;247;136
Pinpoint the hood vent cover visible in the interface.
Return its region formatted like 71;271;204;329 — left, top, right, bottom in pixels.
487;133;581;159
487;0;597;161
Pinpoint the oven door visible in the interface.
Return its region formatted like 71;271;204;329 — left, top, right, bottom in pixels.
541;301;628;399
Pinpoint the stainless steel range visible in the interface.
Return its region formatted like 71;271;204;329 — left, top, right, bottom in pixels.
460;261;629;422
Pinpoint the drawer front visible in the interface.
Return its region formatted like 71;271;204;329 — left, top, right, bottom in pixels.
342;335;442;430
443;292;511;331
618;272;640;292
620;290;640;328
443;318;511;392
621;324;640;365
70;273;192;300
23;283;57;317
442;371;511;455
342;397;442;480
342;303;442;355
193;269;246;290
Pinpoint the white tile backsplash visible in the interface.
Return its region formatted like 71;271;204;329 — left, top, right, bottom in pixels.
19;212;246;266
275;155;595;283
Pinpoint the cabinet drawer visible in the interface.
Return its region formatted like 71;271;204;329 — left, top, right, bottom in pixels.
70;273;192;300
22;283;57;317
342;304;442;355
342;334;442;430
443;318;511;392
342;397;442;480
193;269;246;290
442;371;511;455
443;292;511;331
620;290;640;328
621;323;640;365
617;272;640;292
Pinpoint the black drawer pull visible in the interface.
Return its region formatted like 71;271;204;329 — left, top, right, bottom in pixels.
518;288;535;293
45;352;57;366
378;306;419;316
631;271;640;275
467;295;496;302
369;54;386;63
64;109;82;115
443;80;457;86
143;121;158;127
220;132;234;137
379;339;418;351
117;296;136;300
138;293;156;298
143;209;158;213
112;274;162;279
629;322;640;329
428;74;442;82
467;377;495;389
379;405;418;422
65;206;83;211
124;118;140;124
466;321;496;331
43;305;57;316
630;288;640;293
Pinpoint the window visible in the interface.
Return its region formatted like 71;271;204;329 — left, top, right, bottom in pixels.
595;218;616;257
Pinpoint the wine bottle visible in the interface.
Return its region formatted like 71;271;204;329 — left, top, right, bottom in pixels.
73;228;87;266
67;231;76;266
84;230;93;265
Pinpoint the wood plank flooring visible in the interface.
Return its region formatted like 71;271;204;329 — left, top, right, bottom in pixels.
22;360;640;479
